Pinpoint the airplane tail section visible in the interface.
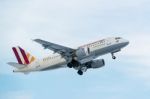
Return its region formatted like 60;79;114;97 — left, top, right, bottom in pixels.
12;46;36;65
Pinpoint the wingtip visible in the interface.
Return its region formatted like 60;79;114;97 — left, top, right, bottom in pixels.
33;39;40;42
31;39;35;41
7;62;14;66
32;39;37;41
7;62;11;65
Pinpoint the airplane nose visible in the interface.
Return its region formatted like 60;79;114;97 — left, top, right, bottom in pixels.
124;40;129;46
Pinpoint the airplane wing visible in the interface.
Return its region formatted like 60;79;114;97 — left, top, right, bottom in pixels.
34;39;75;57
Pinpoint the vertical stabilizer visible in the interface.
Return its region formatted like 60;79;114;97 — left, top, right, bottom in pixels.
12;46;36;65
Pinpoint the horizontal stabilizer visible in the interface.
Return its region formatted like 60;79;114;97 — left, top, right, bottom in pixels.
7;62;27;69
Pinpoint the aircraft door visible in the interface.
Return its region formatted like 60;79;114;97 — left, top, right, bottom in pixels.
84;46;90;56
106;39;111;46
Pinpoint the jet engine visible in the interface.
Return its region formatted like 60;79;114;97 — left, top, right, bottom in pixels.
89;59;105;68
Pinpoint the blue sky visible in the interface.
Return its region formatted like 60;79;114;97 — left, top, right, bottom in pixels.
0;0;150;99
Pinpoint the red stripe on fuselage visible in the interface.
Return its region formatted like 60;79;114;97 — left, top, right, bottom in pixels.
19;47;29;64
12;47;23;64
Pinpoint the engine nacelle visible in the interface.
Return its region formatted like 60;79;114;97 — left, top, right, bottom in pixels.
90;59;105;68
75;47;87;60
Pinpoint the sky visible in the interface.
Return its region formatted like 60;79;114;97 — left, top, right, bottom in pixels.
0;0;150;99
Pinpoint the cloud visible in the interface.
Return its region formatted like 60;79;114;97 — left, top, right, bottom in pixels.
122;33;150;65
118;33;150;85
124;33;149;55
0;91;34;99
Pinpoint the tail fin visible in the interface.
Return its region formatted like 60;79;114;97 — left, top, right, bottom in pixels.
12;46;36;65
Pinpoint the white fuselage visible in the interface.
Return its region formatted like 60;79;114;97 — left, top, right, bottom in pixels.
15;37;129;72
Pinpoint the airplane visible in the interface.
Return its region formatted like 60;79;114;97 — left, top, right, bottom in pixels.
8;37;129;75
